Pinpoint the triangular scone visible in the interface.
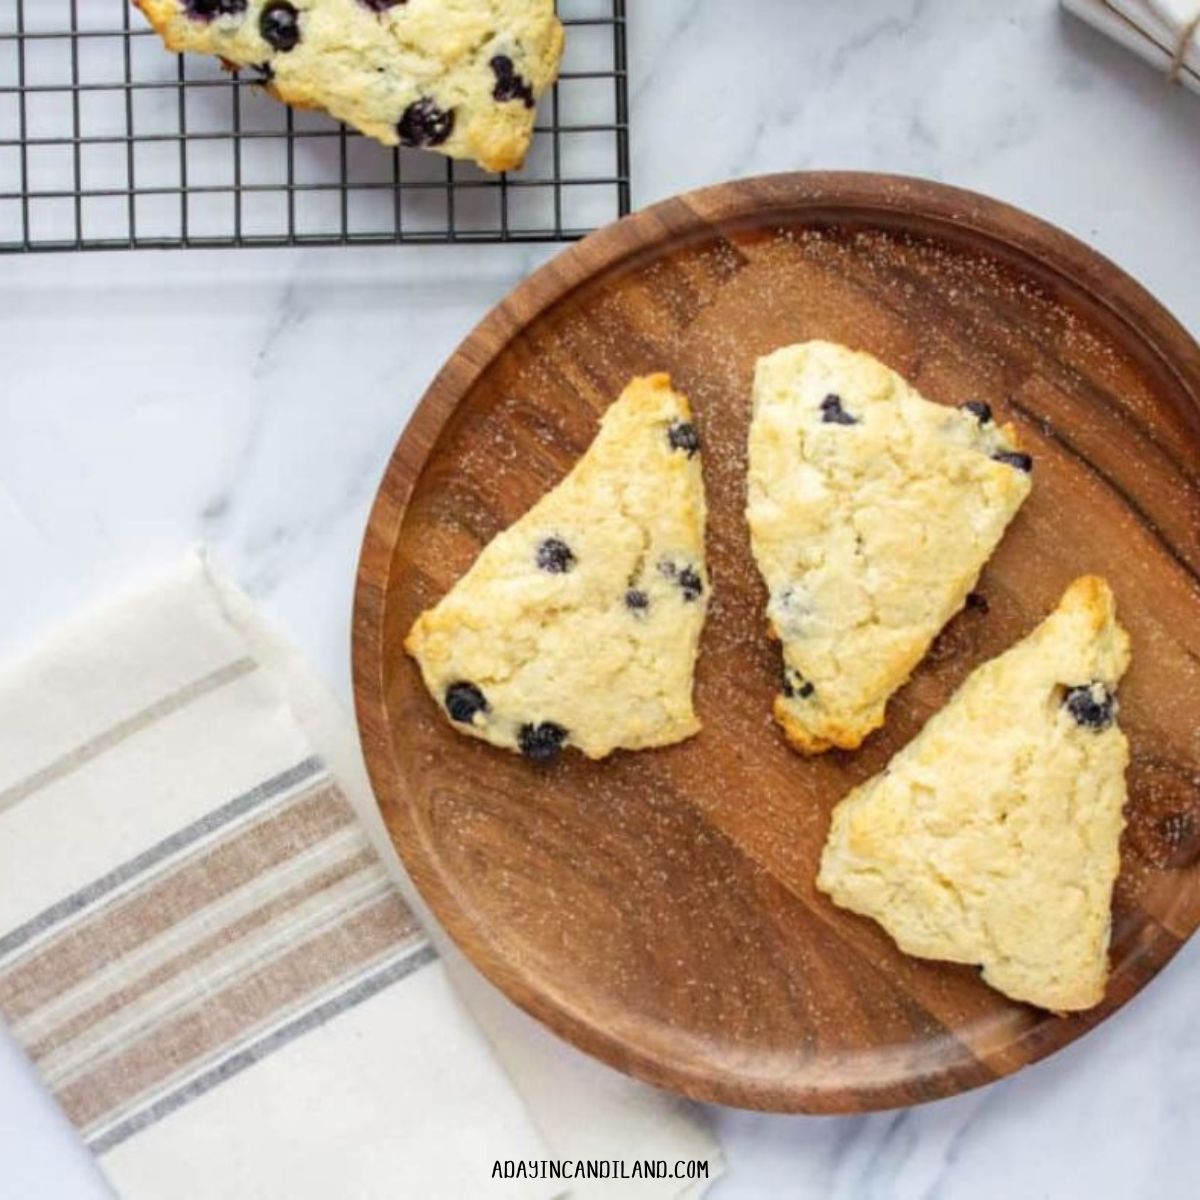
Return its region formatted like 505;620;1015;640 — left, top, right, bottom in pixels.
405;374;709;762
818;577;1132;1012
747;340;1033;753
135;0;564;172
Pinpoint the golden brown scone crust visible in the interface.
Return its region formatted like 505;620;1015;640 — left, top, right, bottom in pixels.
405;375;709;761
818;576;1131;1013
746;340;1032;754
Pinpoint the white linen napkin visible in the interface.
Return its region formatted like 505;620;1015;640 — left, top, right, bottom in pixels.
0;552;721;1200
1063;0;1200;93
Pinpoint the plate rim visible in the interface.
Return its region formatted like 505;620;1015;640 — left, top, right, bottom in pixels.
352;171;1200;1113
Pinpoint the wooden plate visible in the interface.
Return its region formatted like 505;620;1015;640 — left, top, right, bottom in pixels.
353;173;1200;1112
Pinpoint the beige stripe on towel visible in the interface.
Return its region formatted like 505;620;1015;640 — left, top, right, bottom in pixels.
0;780;354;1021
0;767;429;1144
62;896;420;1134
20;846;380;1061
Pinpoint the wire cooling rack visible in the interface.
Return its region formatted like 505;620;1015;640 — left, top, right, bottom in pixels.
0;0;629;251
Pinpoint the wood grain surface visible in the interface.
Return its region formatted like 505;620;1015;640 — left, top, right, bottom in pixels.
353;173;1200;1113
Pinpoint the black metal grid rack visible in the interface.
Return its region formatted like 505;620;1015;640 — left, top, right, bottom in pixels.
0;0;629;251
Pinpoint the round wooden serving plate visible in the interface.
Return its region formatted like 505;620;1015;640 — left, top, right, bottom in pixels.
354;173;1200;1113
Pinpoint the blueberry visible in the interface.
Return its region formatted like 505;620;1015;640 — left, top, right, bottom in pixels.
445;681;488;725
519;722;568;761
668;421;701;457
536;537;576;574
252;62;275;83
992;450;1033;472
820;394;858;425
1063;682;1117;730
657;559;703;601
962;400;993;424
398;97;455;148
782;667;815;700
260;1;300;50
965;591;990;613
490;55;535;108
625;589;649;612
183;0;247;20
677;566;704;602
359;0;407;10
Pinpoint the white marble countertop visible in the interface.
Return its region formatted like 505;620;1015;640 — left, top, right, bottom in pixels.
2;2;1198;1197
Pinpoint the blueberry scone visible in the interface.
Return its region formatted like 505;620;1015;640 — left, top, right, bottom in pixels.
134;0;564;172
405;374;709;762
747;340;1033;754
818;577;1131;1012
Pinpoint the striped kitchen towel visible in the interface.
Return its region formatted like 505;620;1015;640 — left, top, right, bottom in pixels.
0;554;721;1200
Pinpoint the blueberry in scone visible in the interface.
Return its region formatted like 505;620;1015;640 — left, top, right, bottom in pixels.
746;340;1033;754
991;449;1034;472
667;421;701;457
1063;681;1117;730
657;559;704;603
444;681;489;725
781;667;814;700
536;536;576;574
818;577;1131;1012
819;393;858;425
259;2;300;50
397;97;455;149
490;55;535;107
518;722;569;762
405;374;710;761
186;0;248;16
134;0;565;172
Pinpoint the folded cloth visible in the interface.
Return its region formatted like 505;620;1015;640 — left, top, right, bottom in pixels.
0;553;721;1200
1063;0;1200;92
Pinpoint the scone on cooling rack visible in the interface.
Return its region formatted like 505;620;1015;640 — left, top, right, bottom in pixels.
134;0;564;172
405;374;710;762
746;340;1033;754
818;576;1132;1012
